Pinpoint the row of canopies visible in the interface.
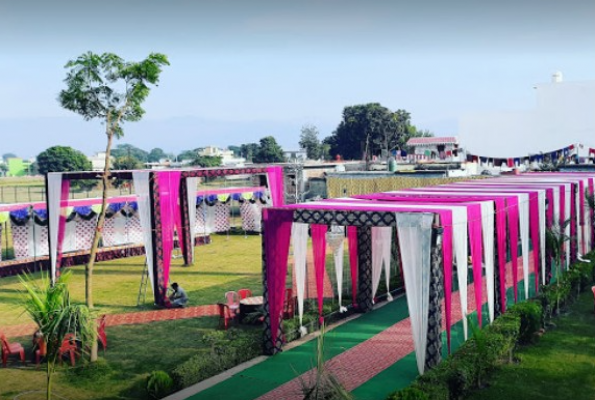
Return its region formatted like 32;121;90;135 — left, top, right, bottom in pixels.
261;172;595;374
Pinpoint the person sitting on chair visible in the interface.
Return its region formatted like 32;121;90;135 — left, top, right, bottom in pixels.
168;282;188;308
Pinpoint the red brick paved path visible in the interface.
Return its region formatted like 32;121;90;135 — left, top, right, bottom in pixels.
1;304;220;339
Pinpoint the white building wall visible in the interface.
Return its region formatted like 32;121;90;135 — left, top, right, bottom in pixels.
459;80;595;157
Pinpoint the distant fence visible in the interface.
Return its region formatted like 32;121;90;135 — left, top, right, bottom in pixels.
0;186;133;204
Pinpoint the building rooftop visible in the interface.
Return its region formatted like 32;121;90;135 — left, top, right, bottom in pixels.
406;136;458;146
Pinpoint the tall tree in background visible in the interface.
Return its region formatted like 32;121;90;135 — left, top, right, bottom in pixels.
36;146;92;176
148;147;167;162
111;143;149;162
240;143;259;162
324;103;432;161
253;136;284;163
228;145;241;157
299;124;321;160
59;52;168;329
2;153;17;161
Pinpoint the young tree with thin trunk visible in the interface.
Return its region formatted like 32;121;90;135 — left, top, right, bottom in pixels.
59;52;168;360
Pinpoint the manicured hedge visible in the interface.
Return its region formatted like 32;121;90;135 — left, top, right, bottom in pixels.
171;329;261;390
387;253;595;400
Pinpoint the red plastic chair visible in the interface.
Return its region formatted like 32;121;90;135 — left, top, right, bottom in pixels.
592;286;595;314
283;288;296;319
225;291;240;316
33;334;47;365
58;334;79;367
217;303;233;330
1;333;25;367
238;289;252;300
97;315;107;352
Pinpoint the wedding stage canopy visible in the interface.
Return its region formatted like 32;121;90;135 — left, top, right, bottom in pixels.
45;166;285;305
260;172;595;376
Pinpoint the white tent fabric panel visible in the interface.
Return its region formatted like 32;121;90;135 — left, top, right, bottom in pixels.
47;173;62;283
327;226;347;311
478;201;495;323
291;222;308;334
396;212;434;375
371;226;393;302
186;177;199;264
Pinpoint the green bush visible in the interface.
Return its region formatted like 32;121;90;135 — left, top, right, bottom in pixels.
171;328;261;390
387;386;429;400
146;370;174;399
507;301;542;344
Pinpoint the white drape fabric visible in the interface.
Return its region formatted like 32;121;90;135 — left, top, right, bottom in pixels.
47;173;62;283
186;177;199;264
371;226;393;302
518;193;530;300
450;207;469;339
396;212;434;375
563;184;571;268
133;171;154;294
479;201;495;323
291;223;308;335
327;226;347;312
537;191;546;285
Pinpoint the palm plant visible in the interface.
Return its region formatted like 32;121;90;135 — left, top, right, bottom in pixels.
19;271;94;400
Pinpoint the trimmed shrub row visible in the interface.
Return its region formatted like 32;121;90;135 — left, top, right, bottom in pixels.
387;254;595;400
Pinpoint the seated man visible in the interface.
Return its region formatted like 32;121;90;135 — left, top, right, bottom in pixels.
168;282;189;308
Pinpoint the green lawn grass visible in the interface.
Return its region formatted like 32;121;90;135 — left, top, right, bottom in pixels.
0;317;261;400
0;234;264;326
467;291;595;400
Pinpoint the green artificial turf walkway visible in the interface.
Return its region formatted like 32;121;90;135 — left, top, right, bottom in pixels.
187;298;411;400
188;269;538;400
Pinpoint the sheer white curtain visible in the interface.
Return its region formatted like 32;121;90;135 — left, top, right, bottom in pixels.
396;212;434;375
327;226;347;312
371;226;393;302
563;184;571;268
186;177;199;264
537;191;546;284
518;193;530;300
450;208;469;340
479;202;495;323
133;171;154;294
291;222;308;336
47;173;62;283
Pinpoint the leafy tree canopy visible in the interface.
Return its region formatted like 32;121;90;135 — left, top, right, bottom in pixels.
112;155;143;170
324;103;433;160
228;145;242;157
178;149;198;161
147;147;168;163
111;143;149;162
299;124;321;160
191;155;222;167
253;136;284;164
36;146;92;175
239;143;259;162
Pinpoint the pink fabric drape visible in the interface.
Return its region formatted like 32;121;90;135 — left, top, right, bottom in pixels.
266;166;285;207
311;224;327;324
347;225;359;307
263;208;294;349
157;171;182;292
56;179;71;274
579;180;585;254
590;179;594;247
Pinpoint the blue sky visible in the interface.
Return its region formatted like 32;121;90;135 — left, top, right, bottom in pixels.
1;0;594;158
